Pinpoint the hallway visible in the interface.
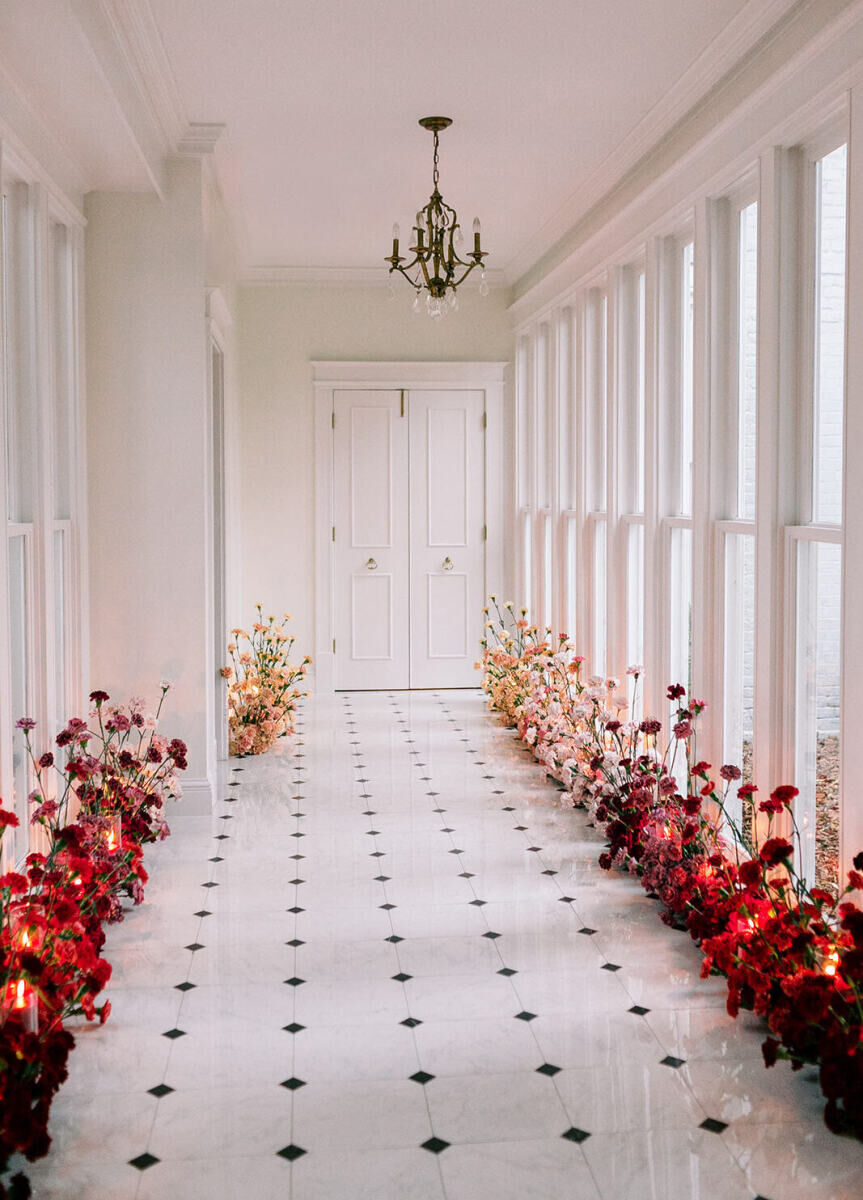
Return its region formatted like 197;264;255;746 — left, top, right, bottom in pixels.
24;692;863;1199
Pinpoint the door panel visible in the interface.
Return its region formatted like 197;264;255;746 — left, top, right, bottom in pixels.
334;390;409;689
410;390;485;688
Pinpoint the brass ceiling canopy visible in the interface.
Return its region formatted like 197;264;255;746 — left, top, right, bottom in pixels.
386;116;489;317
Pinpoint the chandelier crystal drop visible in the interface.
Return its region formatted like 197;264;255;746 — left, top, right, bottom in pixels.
385;117;488;316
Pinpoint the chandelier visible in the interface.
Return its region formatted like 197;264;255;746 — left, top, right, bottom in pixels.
386;117;489;317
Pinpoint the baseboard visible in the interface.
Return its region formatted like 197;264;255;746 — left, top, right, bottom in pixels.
176;776;213;815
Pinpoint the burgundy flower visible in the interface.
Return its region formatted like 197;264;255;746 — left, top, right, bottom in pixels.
667;684;686;700
38;752;55;768
759;837;794;867
853;851;863;872
639;718;662;735
89;690;110;704
673;721;693;740
739;859;763;888
15;717;36;730
720;764;742;782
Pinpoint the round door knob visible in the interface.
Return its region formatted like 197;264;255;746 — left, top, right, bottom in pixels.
442;556;454;571
365;558;378;570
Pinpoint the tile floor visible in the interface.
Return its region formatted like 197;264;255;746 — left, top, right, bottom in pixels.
17;690;863;1199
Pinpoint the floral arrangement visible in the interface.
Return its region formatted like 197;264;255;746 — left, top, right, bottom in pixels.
222;607;310;756
479;599;863;1140
0;688;186;1197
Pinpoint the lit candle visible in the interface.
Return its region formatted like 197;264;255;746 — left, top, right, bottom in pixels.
473;216;482;255
12;980;38;1035
824;949;839;977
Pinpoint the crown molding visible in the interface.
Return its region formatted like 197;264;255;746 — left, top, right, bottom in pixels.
0;59;87;215
311;360;508;385
241;264;509;288
504;0;803;288
178;123;225;156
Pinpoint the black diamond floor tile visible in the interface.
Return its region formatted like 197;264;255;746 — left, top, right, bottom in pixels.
661;1055;686;1069
277;1145;307;1161
283;1022;305;1034
458;871;475;878
162;1028;186;1039
385;934;404;944
401;1017;422;1027
280;1077;307;1090
374;875;391;883
380;903;396;910
208;856;224;863
561;1127;591;1144
601;962;622;972
147;1083;174;1098
515;1010;537;1022
284;977;306;987
184;943;205;952
541;869;558;876
558;896;575;903
174;981;196;992
410;1070;435;1085
286;938;305;948
193;910;212;918
628;1005;650;1016
469;899;487;906
421;1137;450;1154
287;906;305;914
483;930;502;939
700;1117;728;1134
497;967;517;977
214;834;230;840
129;1153;160;1171
578;927;597;936
536;1062;562;1077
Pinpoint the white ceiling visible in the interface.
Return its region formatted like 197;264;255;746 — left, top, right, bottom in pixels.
0;0;805;283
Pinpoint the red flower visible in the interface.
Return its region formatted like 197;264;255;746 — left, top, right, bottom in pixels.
0;808;20;829
739;859;763;888
759;837;794;866
667;684;686;700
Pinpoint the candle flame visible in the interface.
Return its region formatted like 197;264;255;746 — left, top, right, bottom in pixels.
824;949;839;977
14;979;26;1008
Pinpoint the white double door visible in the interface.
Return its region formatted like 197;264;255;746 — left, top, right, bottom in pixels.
333;388;485;690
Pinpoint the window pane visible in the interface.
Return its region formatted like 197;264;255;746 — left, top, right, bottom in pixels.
8;534;30;834
723;533;756;840
813;144;846;526
593;518;606;675
3;185;36;523
626;523;644;717
587;292;608;512
541;512;553;632
669;526;692;693
54;527;67;733
521;510;532;614
635;270;646;513
564;520;577;642
679;241;695;516
52;223;73;520
737;203;758;520
795;540;841;894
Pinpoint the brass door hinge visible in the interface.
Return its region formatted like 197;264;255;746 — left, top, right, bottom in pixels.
482;524;487;541
400;389;405;418
331;411;335;429
332;637;336;653
482;411;487;430
332;526;335;542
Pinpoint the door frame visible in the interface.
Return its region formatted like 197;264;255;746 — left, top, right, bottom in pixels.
312;360;508;693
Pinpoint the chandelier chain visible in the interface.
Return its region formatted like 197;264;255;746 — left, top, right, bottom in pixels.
433;130;440;190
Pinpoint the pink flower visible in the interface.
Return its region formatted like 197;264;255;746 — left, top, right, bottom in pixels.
719;764;742;782
673;721;693;739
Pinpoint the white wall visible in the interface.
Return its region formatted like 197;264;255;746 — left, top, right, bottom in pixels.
237;284;514;658
85;157;218;802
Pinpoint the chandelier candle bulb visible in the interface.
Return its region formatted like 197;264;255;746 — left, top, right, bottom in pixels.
391;222;400;258
473;217;481;254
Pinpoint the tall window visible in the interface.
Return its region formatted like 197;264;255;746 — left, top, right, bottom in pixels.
791;140;847;893
668;237;695;694
620;266;646;713
721;197;758;838
585;288;608;673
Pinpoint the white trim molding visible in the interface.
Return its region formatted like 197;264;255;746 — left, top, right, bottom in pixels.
243;265;509;288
